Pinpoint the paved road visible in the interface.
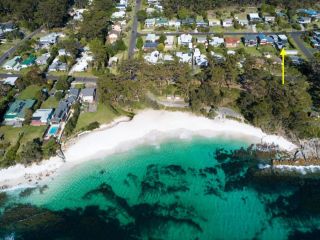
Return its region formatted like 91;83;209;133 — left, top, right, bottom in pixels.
0;73;97;84
137;30;307;36
0;26;44;66
290;32;315;59
128;0;142;59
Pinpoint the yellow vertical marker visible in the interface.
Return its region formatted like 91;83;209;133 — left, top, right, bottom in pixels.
280;48;287;85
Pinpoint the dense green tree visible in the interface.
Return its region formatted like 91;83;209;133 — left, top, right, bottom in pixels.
19;138;43;165
42;138;59;159
136;37;144;50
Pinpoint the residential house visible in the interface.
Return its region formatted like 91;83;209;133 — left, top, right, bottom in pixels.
297;9;319;18
145;18;156;28
164;36;175;50
224;37;240;48
107;30;120;44
222;19;233;28
112;22;122;32
181;18;195;26
36;53;51;65
31;109;53;126
2;76;18;86
278;34;288;44
51;100;70;124
72;9;86;21
196;36;207;44
69;88;80;100
297;17;311;24
146;7;156;15
116;4;126;11
238;19;249;26
248;13;262;23
176;52;192;63
0;22;16;33
258;33;268;45
48;60;68;72
211;51;226;63
58;49;71;56
178;34;192;46
69;51;93;73
3;99;36;126
2;56;22;70
111;11;126;19
143;42;158;51
80;88;96;103
208;37;224;47
20;55;36;68
196;16;208;27
168;20;181;29
264;16;275;23
208;19;220;27
243;35;257;47
39;33;59;45
144;50;160;64
146;33;157;42
155;18;169;27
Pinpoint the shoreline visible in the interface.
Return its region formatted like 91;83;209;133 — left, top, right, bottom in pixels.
0;110;297;191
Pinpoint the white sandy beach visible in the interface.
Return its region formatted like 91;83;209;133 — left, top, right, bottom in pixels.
0;110;297;190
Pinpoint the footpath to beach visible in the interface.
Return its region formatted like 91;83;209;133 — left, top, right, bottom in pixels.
0;110;297;190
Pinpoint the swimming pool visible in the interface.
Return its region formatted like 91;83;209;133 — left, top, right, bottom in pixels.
48;125;59;136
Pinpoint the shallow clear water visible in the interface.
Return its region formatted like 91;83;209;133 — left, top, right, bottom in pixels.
1;137;320;239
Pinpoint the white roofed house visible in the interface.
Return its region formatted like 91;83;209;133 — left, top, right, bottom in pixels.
264;16;275;23
196;36;208;44
168;20;181;29
178;34;192;46
144;50;160;64
31;109;54;126
111;11;126;20
222;19;233;28
146;33;157;43
176;52;192;64
145;18;156;28
208;37;224;47
80;88;96;103
164;36;175;50
2;76;18;86
248;13;262;23
69;51;93;74
208;19;221;27
39;33;59;45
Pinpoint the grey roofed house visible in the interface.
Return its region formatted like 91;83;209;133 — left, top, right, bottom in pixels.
0;22;16;32
69;88;80;98
48;61;68;72
51;100;70;124
80;87;95;97
36;53;51;65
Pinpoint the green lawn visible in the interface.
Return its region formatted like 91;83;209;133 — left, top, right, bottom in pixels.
245;47;262;56
0;125;47;149
17;85;43;100
41;96;59;109
75;103;119;132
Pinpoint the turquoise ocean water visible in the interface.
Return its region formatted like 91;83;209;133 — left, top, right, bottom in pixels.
1;137;320;239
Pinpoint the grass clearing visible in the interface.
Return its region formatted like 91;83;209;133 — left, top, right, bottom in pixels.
41;96;59;108
17;85;43;100
0;125;47;149
75;103;119;132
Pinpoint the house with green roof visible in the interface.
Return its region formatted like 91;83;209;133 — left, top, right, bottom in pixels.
155;18;169;27
21;55;36;68
3;99;36;126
